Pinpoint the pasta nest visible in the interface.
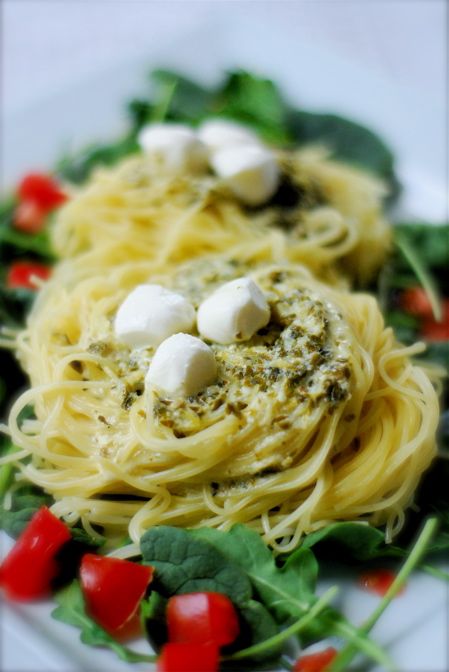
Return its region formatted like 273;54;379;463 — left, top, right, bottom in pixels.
52;147;391;286
10;257;438;551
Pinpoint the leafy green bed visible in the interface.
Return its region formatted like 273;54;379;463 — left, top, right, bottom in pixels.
1;69;448;671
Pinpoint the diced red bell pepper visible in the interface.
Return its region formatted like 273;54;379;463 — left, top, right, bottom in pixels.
421;299;449;342
400;287;434;318
17;172;67;212
293;647;338;672
80;554;153;635
167;592;240;647
0;507;71;600
6;261;51;289
359;569;405;597
156;642;219;672
13;199;47;233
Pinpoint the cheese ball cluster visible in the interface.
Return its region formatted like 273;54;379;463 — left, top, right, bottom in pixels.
138;119;280;206
113;276;271;397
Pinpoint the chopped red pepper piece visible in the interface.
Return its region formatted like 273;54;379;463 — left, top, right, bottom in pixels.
156;642;219;672
80;554;153;635
0;507;71;601
13;199;47;234
6;261;51;289
359;569;405;597
293;647;338;672
167;592;240;647
421;299;449;342
17;172;67;212
400;287;434;318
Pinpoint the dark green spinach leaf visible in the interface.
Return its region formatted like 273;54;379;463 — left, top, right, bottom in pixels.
193;524;316;623
140;525;252;606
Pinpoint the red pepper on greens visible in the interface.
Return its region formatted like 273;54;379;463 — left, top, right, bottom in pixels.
17;173;67;212
421;300;449;342
13;199;47;234
166;591;240;647
293;647;338;672
80;553;154;635
0;507;71;600
156;642;219;672
400;287;434;318
359;568;405;597
13;172;67;234
6;261;51;289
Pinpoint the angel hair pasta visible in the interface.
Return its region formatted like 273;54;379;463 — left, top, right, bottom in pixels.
52;143;391;286
4;255;439;552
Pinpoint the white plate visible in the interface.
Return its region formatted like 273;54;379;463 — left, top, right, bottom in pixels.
1;8;448;672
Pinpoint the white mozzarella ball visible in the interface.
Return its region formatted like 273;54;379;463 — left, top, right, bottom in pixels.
114;284;195;349
197;277;270;344
210;145;279;206
146;333;217;397
198;119;261;152
138;123;208;173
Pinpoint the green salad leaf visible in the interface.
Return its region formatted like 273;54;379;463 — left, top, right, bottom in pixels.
288;110;399;198
191;525;393;667
52;581;155;663
300;521;401;562
140;524;252;605
52;69;400;197
0;482;53;538
152;69;216;124
214;70;291;145
193;525;316;622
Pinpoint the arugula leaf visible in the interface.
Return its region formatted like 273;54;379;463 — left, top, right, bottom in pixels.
331;518;439;671
229;587;338;664
287;110;400;199
394;230;442;321
232;599;284;662
393;222;449;270
0;482;53;538
52;580;155;663
140;525;252;606
300;522;401;562
193;525;395;667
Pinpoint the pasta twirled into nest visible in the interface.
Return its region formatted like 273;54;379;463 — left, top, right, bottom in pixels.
53;147;391;285
6;257;439;551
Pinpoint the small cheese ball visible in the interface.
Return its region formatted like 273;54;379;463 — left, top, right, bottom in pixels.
114;284;195;348
210;144;280;206
146;333;217;397
198;118;262;152
138;123;208;173
197;277;270;344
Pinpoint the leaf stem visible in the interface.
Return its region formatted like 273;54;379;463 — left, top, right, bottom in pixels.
0;443;18;498
330;517;439;672
395;231;442;321
228;586;338;661
151;79;178;122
